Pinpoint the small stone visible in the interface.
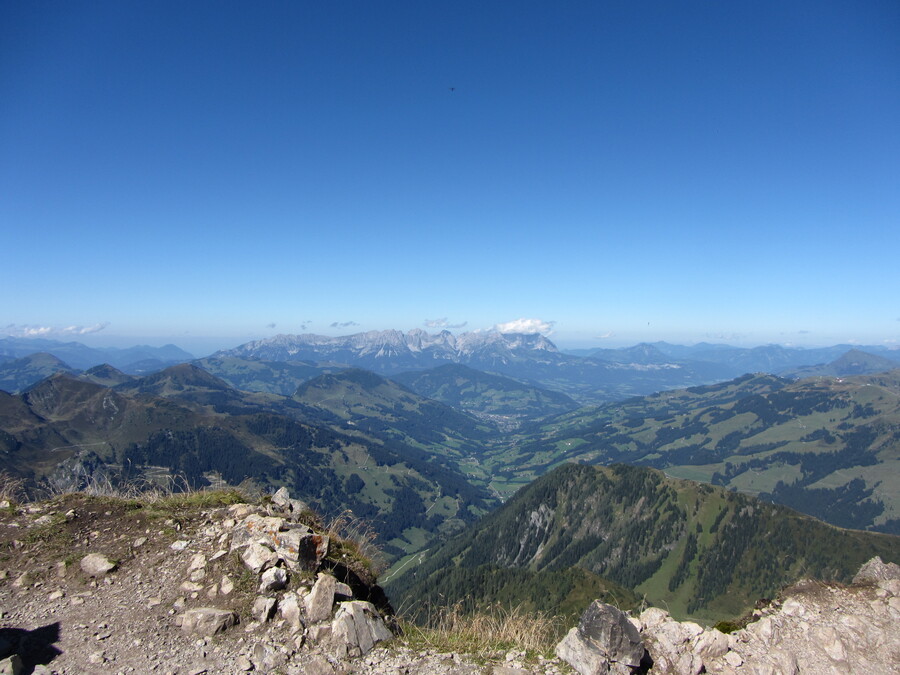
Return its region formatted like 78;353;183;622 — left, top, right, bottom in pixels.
80;553;117;577
724;651;743;667
227;503;258;519
179;608;239;635
252;596;277;623
242;543;278;574
236;655;254;671
188;553;206;571
48;590;65;601
220;575;235;595
170;540;190;552
307;624;332;643
299;654;335;675
133;537;147;548
259;567;288;593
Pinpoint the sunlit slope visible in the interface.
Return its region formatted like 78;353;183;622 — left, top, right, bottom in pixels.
487;371;900;532
391;463;900;623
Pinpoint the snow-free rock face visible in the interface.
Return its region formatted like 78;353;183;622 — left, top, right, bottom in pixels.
555;558;900;675
852;555;900;585
217;329;561;372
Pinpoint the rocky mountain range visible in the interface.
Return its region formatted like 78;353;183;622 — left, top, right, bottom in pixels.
215;330;900;404
4;330;900;406
216;330;562;374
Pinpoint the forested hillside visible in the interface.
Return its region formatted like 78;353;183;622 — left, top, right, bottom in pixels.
484;371;900;532
390;464;900;623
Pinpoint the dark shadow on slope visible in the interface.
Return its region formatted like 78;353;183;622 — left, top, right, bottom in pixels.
0;622;62;674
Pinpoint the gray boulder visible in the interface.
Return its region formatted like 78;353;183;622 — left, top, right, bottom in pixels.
252;595;277;623
279;591;304;633
555;601;646;674
230;514;287;551
272;486;310;520
272;528;329;572
305;573;337;623
330;600;393;658
178;607;239;635
79;553;117;577
853;556;900;584
241;542;279;574
259;566;288;592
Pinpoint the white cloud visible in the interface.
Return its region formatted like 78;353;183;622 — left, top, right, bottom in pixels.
5;323;109;338
424;318;468;329
330;321;359;329
595;332;615;340
494;318;555;335
63;323;109;335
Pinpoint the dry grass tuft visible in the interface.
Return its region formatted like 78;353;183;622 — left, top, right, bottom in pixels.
27;469;248;513
397;602;564;660
0;470;27;504
325;510;385;579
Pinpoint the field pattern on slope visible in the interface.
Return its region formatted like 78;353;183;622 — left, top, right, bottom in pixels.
0;368;495;560
486;372;900;532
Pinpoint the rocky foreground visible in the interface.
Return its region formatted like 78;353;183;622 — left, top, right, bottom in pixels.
1;489;899;674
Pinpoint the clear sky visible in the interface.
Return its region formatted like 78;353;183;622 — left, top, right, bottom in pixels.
2;1;899;356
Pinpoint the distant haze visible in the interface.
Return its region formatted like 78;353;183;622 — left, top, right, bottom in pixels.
3;2;898;351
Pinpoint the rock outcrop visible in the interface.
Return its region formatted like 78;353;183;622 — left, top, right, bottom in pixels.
556;558;900;675
2;488;899;674
556;601;647;674
0;489;396;673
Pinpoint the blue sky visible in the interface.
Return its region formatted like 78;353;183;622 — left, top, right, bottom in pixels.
2;1;898;356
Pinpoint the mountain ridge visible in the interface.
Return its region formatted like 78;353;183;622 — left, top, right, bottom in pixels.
389;463;900;623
